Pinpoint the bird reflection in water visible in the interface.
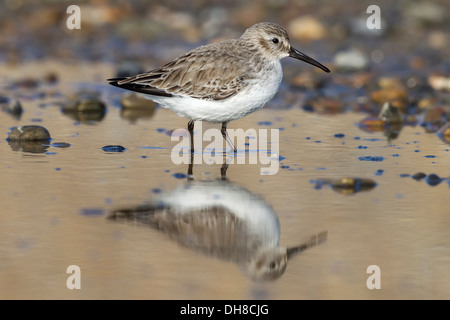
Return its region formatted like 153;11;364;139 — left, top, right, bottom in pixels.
110;164;327;281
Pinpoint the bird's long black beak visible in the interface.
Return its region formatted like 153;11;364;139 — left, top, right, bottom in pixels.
289;47;330;73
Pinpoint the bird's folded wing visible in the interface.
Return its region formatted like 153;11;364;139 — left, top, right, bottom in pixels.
108;48;250;101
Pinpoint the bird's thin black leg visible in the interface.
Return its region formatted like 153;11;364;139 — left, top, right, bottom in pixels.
220;162;229;180
187;120;195;179
221;122;237;153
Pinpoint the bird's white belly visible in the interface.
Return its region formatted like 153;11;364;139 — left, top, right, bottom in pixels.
152;61;283;123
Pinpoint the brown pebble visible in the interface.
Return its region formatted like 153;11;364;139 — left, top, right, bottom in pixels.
331;178;377;195
308;97;345;114
63;98;106;113
8;125;51;141
370;88;408;112
359;117;386;132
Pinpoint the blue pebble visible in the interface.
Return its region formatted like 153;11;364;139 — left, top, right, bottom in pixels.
425;174;442;186
358;156;385;162
399;173;410;178
52;142;71;148
102;145;126;152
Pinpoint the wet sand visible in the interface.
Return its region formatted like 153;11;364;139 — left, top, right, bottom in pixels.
1;61;449;299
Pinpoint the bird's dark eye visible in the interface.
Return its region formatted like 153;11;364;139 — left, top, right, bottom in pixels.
269;261;277;269
272;38;279;44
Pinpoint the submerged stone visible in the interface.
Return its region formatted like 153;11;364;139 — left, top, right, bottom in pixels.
63;98;106;113
62;94;106;122
7;125;51;141
52;142;71;148
102;145;126;152
7;126;51;153
358;156;385;162
425;174;443;186
331;178;377;195
412;172;427;181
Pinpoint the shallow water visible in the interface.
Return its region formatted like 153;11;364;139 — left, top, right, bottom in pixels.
1;62;450;299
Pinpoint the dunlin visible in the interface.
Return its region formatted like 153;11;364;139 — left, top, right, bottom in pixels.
108;22;330;152
110;176;327;281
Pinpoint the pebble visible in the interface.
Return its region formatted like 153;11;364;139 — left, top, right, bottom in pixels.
290;72;323;89
42;72;59;84
333;49;369;72
358;156;385;162
14;78;39;89
304;97;345;114
421;108;446;133
7;125;51;141
370;87;408;112
288;16;326;41
62;97;106;122
1;99;23;119
377;77;404;90
425;174;443;186
51;142;71;148
412;172;426;181
331;178;377;195
428;74;450;91
63;98;106;113
102;145;126;153
406;2;446;26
